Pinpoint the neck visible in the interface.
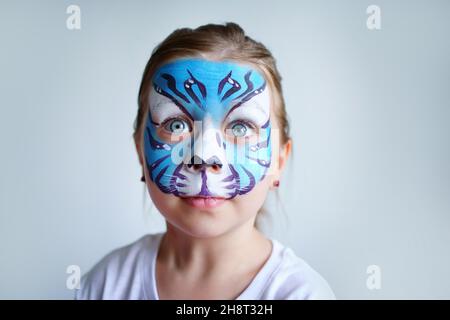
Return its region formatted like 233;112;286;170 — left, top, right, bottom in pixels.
158;219;268;275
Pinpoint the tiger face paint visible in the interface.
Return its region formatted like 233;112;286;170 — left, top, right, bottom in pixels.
144;58;272;199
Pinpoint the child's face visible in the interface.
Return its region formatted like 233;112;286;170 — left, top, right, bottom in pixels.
141;58;283;236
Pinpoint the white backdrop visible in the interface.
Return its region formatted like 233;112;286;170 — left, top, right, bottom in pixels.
1;0;449;299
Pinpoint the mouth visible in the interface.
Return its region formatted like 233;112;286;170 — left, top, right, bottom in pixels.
180;196;226;209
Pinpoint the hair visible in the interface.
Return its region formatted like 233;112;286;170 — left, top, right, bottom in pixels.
134;22;291;230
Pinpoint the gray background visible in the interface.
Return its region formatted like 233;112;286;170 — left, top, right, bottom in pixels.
1;0;449;299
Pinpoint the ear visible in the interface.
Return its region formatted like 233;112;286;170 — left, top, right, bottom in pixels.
271;138;292;188
278;138;292;175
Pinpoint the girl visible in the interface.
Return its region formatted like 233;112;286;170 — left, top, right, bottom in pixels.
76;22;335;300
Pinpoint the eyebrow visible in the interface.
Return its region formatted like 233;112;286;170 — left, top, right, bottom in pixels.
226;101;269;119
151;83;194;122
224;81;267;120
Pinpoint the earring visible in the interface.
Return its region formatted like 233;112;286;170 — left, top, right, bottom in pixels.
273;180;280;187
140;175;145;182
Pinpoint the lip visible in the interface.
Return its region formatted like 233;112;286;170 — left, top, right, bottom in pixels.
181;196;226;209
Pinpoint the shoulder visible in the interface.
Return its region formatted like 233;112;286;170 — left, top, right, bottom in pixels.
263;240;336;300
75;233;163;300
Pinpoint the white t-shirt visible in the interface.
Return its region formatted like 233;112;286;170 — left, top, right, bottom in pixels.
75;233;336;300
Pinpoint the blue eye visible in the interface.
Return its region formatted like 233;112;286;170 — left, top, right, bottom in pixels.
228;120;255;138
231;123;247;137
164;118;190;134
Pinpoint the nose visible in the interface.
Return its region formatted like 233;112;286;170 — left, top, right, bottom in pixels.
187;155;223;173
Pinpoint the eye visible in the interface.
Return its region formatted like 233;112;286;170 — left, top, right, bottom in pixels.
227;121;256;138
163;118;191;134
231;123;247;137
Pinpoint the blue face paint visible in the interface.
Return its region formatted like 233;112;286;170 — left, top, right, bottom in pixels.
144;58;272;199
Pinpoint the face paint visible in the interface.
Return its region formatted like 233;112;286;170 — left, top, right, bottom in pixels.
144;58;272;199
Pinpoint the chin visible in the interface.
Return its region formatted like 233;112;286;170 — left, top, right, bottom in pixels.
148;184;257;238
166;205;238;239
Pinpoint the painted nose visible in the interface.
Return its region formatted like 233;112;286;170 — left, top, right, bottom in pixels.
187;155;223;173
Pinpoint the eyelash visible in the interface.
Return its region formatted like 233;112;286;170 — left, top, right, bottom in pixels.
227;119;257;130
160;116;192;132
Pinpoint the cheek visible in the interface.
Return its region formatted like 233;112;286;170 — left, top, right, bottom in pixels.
145;179;184;222
144;124;188;192
223;126;272;179
146;180;172;211
231;177;271;214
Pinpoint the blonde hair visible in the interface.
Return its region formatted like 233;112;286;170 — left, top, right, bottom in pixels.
134;22;291;230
